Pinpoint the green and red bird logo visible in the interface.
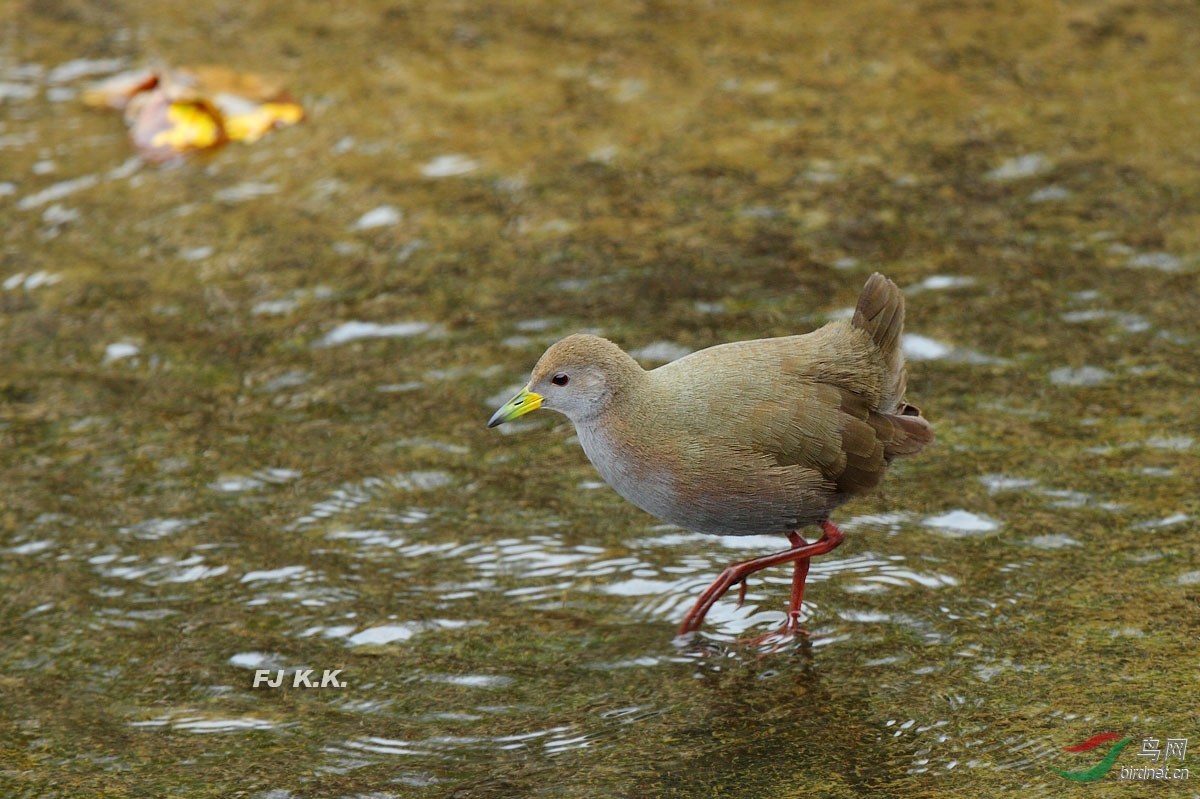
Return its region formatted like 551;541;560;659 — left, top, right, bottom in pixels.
1049;733;1134;782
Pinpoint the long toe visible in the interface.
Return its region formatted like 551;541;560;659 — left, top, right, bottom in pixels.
736;612;810;650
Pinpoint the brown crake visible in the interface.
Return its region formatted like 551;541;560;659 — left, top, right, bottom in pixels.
489;273;933;644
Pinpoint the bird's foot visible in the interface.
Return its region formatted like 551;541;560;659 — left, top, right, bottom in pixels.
736;612;809;654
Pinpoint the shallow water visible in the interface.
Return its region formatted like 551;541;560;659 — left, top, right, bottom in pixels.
2;1;1199;797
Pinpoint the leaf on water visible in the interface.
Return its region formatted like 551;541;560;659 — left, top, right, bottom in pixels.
221;100;305;143
83;65;303;160
129;94;226;162
81;68;159;109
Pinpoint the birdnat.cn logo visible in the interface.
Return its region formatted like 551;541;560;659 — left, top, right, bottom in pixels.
1049;733;1191;782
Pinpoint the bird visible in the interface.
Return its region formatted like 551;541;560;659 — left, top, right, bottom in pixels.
488;273;933;645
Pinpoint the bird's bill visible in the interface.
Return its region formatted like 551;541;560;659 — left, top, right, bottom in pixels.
487;387;543;428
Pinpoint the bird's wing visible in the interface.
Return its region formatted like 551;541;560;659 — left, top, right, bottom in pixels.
742;328;931;495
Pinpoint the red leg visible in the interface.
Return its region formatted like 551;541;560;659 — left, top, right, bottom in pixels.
785;532;813;627
677;520;845;640
738;533;814;647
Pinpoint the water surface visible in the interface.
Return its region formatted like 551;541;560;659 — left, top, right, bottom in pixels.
2;2;1198;797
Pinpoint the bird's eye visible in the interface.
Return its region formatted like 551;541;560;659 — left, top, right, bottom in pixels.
551;373;569;387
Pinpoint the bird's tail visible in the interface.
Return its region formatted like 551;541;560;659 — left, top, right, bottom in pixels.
852;272;908;412
853;273;933;458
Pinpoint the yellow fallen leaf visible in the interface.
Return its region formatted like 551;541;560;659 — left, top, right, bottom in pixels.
128;91;225;161
224;101;305;143
152;101;224;149
86;64;302;160
81;68;159;110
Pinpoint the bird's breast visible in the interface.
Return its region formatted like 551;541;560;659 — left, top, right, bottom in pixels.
575;422;682;522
